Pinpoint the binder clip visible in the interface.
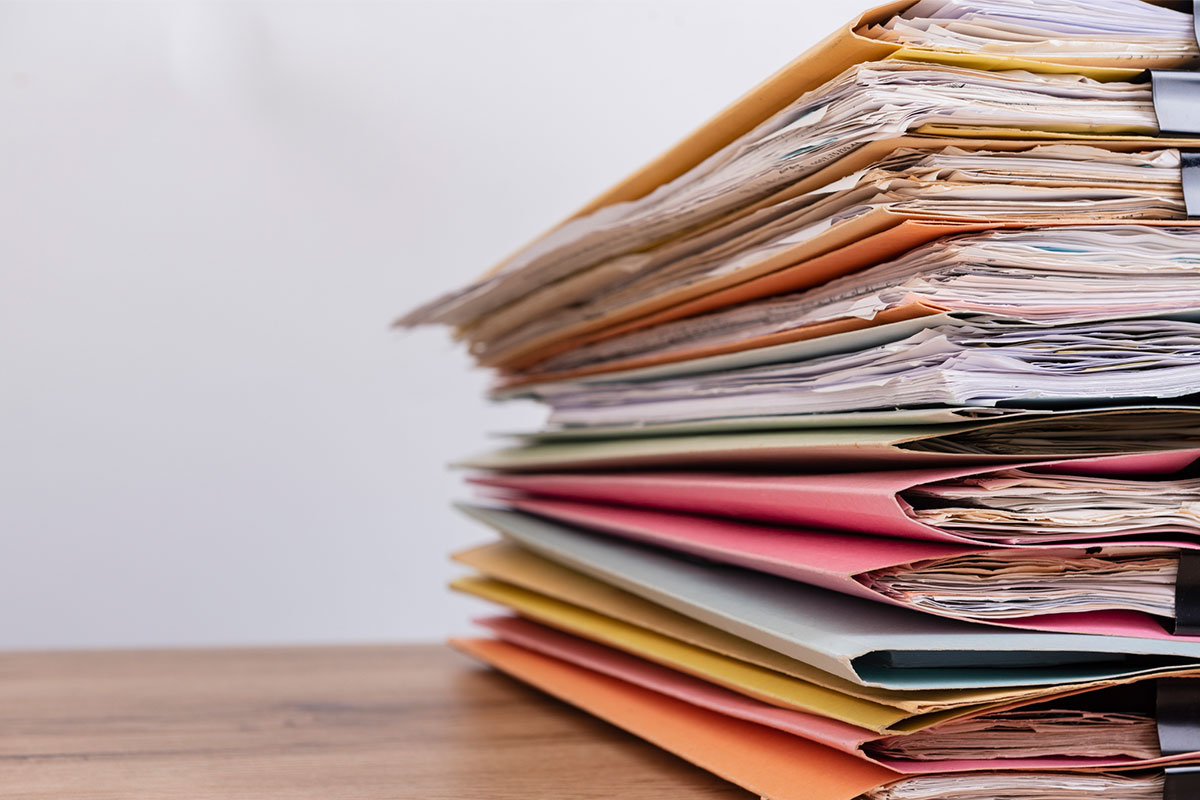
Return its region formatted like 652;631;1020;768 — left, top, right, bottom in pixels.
1157;678;1200;758
1183;150;1200;218
1164;766;1200;800
1145;70;1200;134
1174;549;1200;634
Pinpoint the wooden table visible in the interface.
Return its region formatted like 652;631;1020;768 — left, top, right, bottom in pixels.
0;643;752;799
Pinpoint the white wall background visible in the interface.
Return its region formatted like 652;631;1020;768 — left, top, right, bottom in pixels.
1;0;874;649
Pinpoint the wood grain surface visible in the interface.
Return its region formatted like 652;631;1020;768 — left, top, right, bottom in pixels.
0;643;753;799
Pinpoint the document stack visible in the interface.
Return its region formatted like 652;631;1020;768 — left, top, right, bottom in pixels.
402;1;1200;797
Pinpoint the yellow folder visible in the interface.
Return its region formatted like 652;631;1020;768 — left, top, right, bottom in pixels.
453;540;1200;731
453;574;909;731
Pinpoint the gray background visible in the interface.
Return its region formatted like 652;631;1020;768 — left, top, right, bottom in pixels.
2;0;869;648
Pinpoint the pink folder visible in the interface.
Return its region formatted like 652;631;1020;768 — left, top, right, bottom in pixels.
475;614;1200;774
471;448;1200;547
476;493;1200;641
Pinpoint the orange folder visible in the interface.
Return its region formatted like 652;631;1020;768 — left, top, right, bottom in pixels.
453;635;897;800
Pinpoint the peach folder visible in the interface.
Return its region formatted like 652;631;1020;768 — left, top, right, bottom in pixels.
473;448;1200;547
470;495;1199;643
474;614;1200;774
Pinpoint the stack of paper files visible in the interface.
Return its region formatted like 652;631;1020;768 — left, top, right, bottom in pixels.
401;1;1200;797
